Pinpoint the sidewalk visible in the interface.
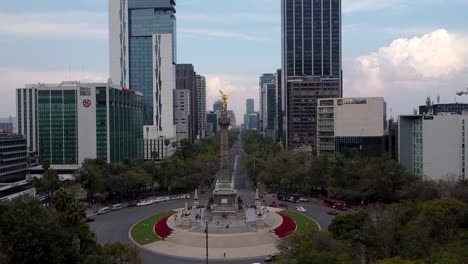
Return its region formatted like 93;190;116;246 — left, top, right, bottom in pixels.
144;230;278;260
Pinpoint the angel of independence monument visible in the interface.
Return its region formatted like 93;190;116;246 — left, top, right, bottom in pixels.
208;90;238;219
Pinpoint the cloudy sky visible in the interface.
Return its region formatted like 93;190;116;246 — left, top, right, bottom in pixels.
1;0;468;121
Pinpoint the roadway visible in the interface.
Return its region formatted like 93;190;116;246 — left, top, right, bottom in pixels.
90;137;339;264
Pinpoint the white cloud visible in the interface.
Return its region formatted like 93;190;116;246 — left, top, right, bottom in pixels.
0;12;108;39
345;29;468;115
0;69;108;116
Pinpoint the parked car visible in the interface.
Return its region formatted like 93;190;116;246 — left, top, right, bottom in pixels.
265;254;279;262
127;201;138;207
137;200;153;207
327;210;338;215
111;203;122;211
97;207;110;215
299;197;309;202
269;201;277;207
296;206;306;213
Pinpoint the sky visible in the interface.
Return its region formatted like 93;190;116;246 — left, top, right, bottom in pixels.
1;0;468;121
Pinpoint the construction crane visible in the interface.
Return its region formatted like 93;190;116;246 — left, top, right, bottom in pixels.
456;88;468;96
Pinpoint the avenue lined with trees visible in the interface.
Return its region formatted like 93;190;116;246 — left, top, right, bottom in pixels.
241;130;468;264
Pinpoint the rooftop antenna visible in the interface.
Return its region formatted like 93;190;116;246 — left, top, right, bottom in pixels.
437;93;440;104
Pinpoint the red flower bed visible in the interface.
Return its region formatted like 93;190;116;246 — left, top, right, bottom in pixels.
154;215;173;239
275;213;297;238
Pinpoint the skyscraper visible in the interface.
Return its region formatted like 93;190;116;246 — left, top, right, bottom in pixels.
176;64;197;143
109;0;177;159
174;89;191;142
244;99;254;129
281;0;342;151
259;74;275;131
265;83;277;139
275;69;283;143
246;99;254;115
196;75;207;139
213;100;222;113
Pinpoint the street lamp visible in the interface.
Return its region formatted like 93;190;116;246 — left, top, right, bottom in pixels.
205;221;208;264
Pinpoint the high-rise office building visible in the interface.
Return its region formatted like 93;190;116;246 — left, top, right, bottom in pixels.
281;0;342;151
109;0;177;159
275;69;283;143
259;74;275;131
317;97;386;157
174;89;191;142
16;82;144;167
196;75;207;139
399;114;468;180
213;100;222;113
246;99;254;115
176;64;197;143
0;135;28;183
207;111;219;134
244;99;254;129
265;83;277;139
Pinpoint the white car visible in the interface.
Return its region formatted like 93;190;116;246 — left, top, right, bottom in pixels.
296;206;307;213
137;200;153;207
299;197;309;202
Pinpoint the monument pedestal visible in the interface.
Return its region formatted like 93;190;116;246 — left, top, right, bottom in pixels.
211;180;238;219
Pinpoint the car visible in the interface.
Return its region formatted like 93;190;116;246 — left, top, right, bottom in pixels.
163;196;170;202
327;210;338;215
295;206;306;213
265;253;279;262
258;194;263;199
299;197;309;202
127;201;138;207
111;203;122;211
278;203;288;209
97;207;110;215
86;215;95;222
137;200;153;207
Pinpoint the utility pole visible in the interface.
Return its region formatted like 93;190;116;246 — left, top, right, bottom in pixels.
205;221;208;264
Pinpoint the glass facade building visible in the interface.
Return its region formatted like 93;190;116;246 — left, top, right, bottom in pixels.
281;0;342;151
17;82;144;166
0;135;28;183
126;0;176;126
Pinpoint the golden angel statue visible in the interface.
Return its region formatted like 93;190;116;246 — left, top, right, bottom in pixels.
219;89;232;113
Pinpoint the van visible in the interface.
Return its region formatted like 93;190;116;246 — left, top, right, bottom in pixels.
111;204;122;211
97;207;110;215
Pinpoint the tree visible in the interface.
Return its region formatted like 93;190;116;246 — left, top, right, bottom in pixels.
76;159;107;206
329;211;369;242
0;197;76;264
0;197;142;264
416;198;468;243
278;227;352;264
376;257;423;264
101;242;142;264
33;168;62;206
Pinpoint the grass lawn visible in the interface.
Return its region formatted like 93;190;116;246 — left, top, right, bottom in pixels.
281;210;319;233
130;211;175;245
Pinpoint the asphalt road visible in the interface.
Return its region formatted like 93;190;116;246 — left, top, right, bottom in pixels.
90;137;340;264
